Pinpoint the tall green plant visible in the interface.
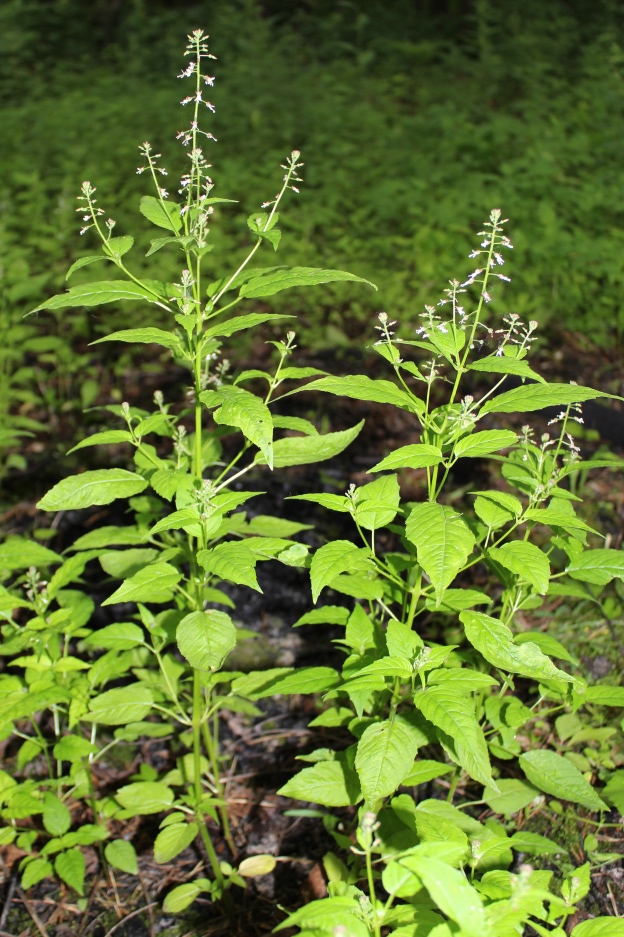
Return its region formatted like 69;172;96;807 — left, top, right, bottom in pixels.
1;29;374;908
270;211;624;936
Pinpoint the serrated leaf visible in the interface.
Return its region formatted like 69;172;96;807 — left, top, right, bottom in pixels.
240;266;376;298
567;549;624;585
369;443;443;472
468;355;545;382
154;822;198;863
310;541;371;602
402;759;454;786
272;414;318;435
99;548;158;579
453;430;517;459
461;611;574;683
525;507;595;534
139;195;182;232
278;752;361;807
116;781;175;814
405;503;475;602
302;375;423;414
585;685;624;707
355;716;423;807
414;686;495;788
489;540;550;594
55;848;85;895
197;542;261;591
32;280;165;313
69;526;143;550
148;508;200;535
201;386;273;467
481;383;611;415
38;469;148;511
88;685;154;725
259;421;363;468
91;327;180;349
520;750;608;810
176;609;236;671
105;840;138;874
509;831;564;855
67;430;133;453
102;561;181;606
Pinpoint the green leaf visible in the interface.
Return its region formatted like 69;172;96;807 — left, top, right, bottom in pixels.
240;266;376;298
400;854;489;937
102;562;181;606
154;822;198;863
91;327;180;349
100;548;159;579
353;474;401;530
116;781;175;814
232;666;340;699
524;507;596;534
509;831;565;856
278;752;361;807
488;541;550;594
84;622;144;651
0;538;62;570
140;195;182;233
402;759;454;786
272;415;318;435
37;469;148;511
32;281;165;313
461;611;574;683
567;549;624;585
453;430;517;459
88;685;154;725
302;375;423;414
55;848;85;895
176;609;237;672
66;254;109;279
355;715;423;807
148;508;200;536
585;685;624;707
67;430;134;454
201;385;273;467
21;857;54;890
481;383;611;415
519;750;608;811
414;686;495;788
468;355;546;383
261;421;364;468
105;840;138;875
163;882;204;913
369;443;443;472
204;312;289;339
572;920;624;937
310;541;371;602
197;542;260;592
69;526;144;550
42;793;71;836
514;631;577;665
53;737;97;762
482;779;541;816
405;503;475;603
602;771;624;814
237;854;277;877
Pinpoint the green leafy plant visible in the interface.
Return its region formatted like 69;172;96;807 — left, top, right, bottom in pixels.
1;29;375;910
271;211;624;936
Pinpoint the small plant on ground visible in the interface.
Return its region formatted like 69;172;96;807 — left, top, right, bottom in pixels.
0;29;374;912
269;211;624;936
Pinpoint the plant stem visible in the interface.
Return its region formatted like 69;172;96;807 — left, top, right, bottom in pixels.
192;670;223;886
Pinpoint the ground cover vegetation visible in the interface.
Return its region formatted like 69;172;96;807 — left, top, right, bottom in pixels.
1;4;624;936
2;0;624;474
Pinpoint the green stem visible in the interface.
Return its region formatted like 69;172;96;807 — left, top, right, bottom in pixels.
192;670;223;886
